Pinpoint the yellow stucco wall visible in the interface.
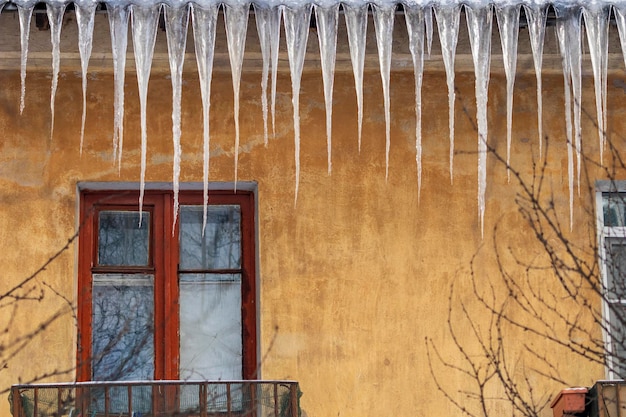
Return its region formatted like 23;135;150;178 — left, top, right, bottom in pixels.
0;47;619;416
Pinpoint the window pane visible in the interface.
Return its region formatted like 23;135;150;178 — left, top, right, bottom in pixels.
607;238;626;300
92;274;154;381
604;193;626;227
179;273;242;381
609;305;626;378
180;206;241;270
98;211;150;266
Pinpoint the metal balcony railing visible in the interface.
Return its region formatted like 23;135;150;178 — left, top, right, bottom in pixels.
10;380;300;417
588;380;626;417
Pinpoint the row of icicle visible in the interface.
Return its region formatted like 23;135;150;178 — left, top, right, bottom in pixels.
6;0;624;234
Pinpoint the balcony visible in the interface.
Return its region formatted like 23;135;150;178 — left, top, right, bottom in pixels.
588;381;626;417
10;380;300;417
552;381;626;417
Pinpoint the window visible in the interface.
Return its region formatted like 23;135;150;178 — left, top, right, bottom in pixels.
77;188;257;383
598;185;626;378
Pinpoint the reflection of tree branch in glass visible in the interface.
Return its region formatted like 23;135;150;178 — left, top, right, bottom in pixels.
93;209;155;387
180;206;241;270
92;274;154;382
98;211;150;267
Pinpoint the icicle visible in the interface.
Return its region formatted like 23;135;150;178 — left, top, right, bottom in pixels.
191;3;218;234
424;6;433;59
131;4;160;223
224;2;250;190
343;3;367;152
254;4;281;146
17;5;33;115
283;3;312;204
555;4;582;197
75;0;96;154
555;7;576;231
107;4;130;168
523;2;548;159
404;3;425;202
615;4;626;166
465;2;492;238
269;6;281;137
372;3;395;181
254;4;272;146
495;3;520;183
47;2;67;141
584;1;610;165
615;5;626;70
433;2;461;184
164;4;190;230
315;3;339;175
571;7;583;198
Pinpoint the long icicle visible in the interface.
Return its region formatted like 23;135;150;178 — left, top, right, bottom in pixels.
495;3;520;182
269;6;281;137
404;3;425;202
424;6;433;59
344;3;368;152
556;4;583;196
17;5;33;115
465;2;493;238
75;0;97;154
224;2;250;191
556;8;575;231
523;2;548;159
254;4;272;146
46;2;67;141
315;3;339;175
372;3;395;181
165;4;190;230
131;4;160;224
107;4;129;168
434;2;461;184
284;3;312;205
191;3;218;234
254;3;278;146
583;1;610;165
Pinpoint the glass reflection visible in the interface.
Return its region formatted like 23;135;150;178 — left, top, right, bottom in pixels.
610;306;626;378
604;194;626;227
179;206;241;270
98;211;150;266
607;238;626;300
92;274;154;382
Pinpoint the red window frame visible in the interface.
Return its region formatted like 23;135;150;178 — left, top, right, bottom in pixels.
77;189;257;381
